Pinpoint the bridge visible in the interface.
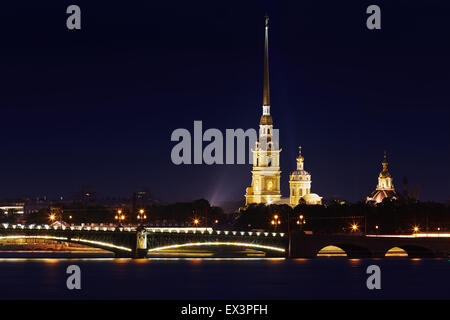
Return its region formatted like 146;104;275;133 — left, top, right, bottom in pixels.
1;223;449;258
0;224;286;258
290;232;450;258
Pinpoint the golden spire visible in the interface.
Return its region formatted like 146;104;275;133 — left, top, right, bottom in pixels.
263;14;270;107
296;146;304;170
297;146;304;160
382;150;388;167
380;150;391;177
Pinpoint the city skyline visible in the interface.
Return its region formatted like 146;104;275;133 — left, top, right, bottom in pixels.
1;1;450;304
1;1;449;204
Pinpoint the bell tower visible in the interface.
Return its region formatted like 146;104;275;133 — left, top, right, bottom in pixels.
245;15;282;205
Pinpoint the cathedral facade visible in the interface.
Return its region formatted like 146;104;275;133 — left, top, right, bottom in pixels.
245;17;322;207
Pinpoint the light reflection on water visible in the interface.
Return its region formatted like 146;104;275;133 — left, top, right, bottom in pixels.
0;254;448;299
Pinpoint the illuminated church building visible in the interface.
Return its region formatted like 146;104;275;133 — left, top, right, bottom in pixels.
366;151;397;204
245;17;322;207
288;147;322;206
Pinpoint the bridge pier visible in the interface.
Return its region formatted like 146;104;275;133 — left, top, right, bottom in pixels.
132;227;148;259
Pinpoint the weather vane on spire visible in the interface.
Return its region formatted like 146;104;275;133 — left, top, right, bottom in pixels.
265;14;269;27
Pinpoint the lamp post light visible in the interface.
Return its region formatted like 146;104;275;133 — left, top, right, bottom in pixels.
137;209;148;226
116;209;126;225
194;218;200;229
272;214;281;232
296;214;306;231
350;222;359;233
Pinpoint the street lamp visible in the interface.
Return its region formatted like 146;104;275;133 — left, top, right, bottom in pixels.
116;209;125;224
297;214;305;226
137;209;147;220
272;214;281;231
351;222;359;232
413;226;419;233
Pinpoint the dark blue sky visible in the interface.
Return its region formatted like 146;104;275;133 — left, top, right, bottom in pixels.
0;1;449;204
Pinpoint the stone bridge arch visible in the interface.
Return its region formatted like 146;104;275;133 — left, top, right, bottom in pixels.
315;243;373;258
383;245;436;258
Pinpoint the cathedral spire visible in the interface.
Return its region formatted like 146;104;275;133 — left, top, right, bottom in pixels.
296;146;304;170
382;150;389;172
263;14;270;108
260;15;273;125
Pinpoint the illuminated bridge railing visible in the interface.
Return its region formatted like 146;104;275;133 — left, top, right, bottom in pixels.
1;223;136;232
1;224;286;238
147;228;285;238
145;229;287;254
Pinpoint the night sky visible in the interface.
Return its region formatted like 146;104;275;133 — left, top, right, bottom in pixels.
0;1;449;204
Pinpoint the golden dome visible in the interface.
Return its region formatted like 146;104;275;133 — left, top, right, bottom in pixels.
379;171;391;178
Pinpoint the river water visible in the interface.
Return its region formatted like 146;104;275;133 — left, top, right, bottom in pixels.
0;255;448;299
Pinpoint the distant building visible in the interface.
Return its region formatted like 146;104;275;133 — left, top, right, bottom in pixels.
0;203;25;215
23;197;53;214
366;151;397;204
